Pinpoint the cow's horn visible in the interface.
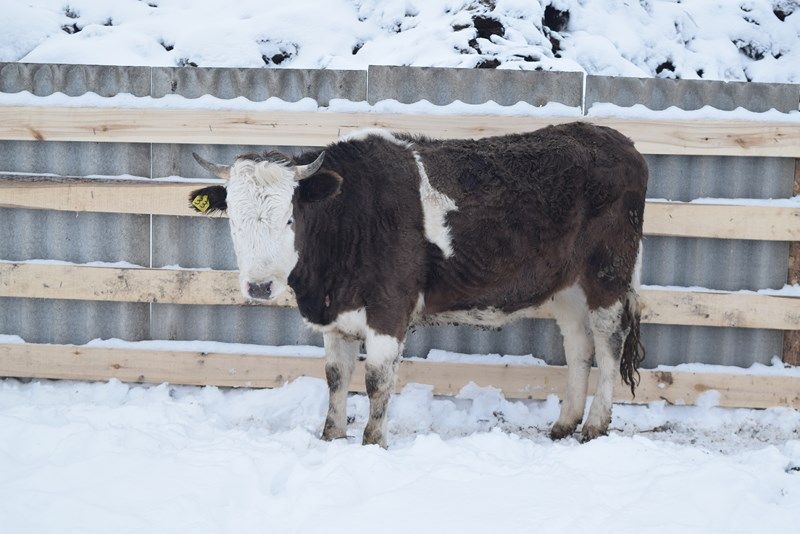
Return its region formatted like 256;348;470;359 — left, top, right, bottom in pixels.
192;152;231;180
295;151;325;181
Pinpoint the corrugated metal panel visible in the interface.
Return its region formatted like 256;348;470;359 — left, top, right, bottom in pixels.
0;209;149;265
0;140;150;177
585;75;800;112
0;62;150;97
645;154;795;201
151;66;366;104
150;304;321;347
367;65;583;106
0;297;148;345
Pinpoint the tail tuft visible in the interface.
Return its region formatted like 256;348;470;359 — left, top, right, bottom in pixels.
620;289;645;396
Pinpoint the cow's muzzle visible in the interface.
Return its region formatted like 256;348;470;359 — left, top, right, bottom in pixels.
247;281;273;300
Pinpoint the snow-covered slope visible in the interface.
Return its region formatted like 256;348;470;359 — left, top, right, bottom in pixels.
0;377;798;533
2;0;799;83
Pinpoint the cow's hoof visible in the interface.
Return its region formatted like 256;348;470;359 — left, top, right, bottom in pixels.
322;417;348;441
580;425;608;443
362;428;387;448
321;429;347;441
549;421;578;441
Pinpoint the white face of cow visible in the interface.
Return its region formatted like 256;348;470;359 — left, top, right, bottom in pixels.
191;151;327;302
226;157;299;301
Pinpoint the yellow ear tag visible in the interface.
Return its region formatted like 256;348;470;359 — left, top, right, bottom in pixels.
192;194;210;213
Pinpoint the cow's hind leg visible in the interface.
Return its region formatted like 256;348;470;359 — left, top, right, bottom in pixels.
362;332;402;448
322;332;359;441
582;300;627;442
550;286;594;440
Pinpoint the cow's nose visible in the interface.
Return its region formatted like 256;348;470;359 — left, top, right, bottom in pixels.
247;281;273;300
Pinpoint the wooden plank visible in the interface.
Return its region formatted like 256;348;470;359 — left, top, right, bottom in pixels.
643;202;800;241
783;159;800;366
0;342;797;409
1;177;798;241
1;262;798;330
0;106;798;157
0;263;294;307
637;289;800;330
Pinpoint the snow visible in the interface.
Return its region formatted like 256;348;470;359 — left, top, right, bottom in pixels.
0;258;143;268
587;103;800;121
83;336;325;358
0;90;583;117
0;375;798;533
643;283;800;298
1;1;799;83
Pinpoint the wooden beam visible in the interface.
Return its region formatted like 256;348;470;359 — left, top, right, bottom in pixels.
643;202;800;241
1;262;798;330
1;177;798;241
783;159;800;366
0;263;293;308
0;106;798;157
0;342;797;409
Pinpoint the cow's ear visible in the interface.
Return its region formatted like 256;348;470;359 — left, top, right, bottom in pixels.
189;185;227;214
297;171;343;203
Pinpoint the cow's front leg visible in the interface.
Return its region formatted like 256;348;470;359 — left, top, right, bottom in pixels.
322;332;359;441
362;332;402;447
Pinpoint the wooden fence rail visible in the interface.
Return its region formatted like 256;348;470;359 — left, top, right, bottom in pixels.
0;107;799;157
1;177;798;241
1;263;798;331
0;342;798;409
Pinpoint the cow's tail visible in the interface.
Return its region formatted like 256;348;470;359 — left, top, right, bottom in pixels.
620;288;645;397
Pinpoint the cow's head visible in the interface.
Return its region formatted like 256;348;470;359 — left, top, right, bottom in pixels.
189;150;341;302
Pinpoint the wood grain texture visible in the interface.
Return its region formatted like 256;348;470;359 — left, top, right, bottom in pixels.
783;159;800;366
1;263;798;330
0;107;798;157
0;342;797;408
1;177;797;241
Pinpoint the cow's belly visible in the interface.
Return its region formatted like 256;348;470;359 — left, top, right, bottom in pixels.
416;306;544;329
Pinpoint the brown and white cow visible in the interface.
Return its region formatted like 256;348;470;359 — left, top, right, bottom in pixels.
190;122;648;447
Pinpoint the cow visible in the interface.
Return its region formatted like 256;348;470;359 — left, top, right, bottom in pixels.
189;122;648;447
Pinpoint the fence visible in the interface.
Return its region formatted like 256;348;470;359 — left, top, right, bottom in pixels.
0;63;798;409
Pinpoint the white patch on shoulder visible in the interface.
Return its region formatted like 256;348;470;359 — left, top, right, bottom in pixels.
339;128;412;148
413;151;458;258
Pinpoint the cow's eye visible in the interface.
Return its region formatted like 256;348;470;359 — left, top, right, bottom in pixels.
287;218;293;226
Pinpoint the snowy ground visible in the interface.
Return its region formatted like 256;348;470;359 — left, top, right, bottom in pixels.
1;376;798;533
2;0;799;83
